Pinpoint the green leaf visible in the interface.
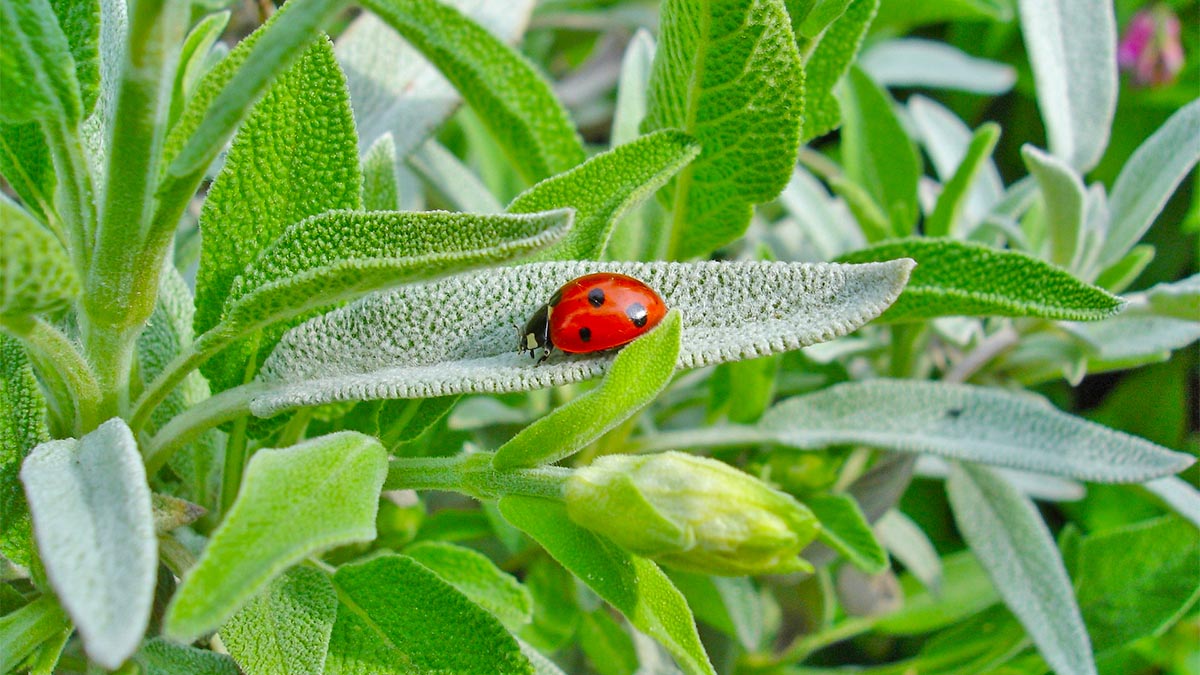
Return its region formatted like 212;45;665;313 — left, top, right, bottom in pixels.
509;130;699;261
908;96;1004;227
837;238;1124;322
874;0;1011;30
759;380;1195;483
19;418;156;669
169;10;231;128
708;355;781;424
838;65;921;235
643;0;804;258
873;550;998;635
221;566;338;675
860;38;1015;94
164;432;387;642
1143;476;1200;530
0;334;47;567
363;0;583;183
0;0;81;125
579;610;638;675
499;496;716;675
251;259;913;416
0;122;55;222
0;194;79;319
800;0;878;142
404;540;533;630
1022;145;1086;269
875;510;942;594
947;462;1096;675
132;638;241;675
1099;99;1200;268
494;311;681;470
1064;315;1200;365
806;493;888;573
0;595;69;675
48;0;99;116
1017;0;1116;171
326;553;534;675
926;123;1001;239
666;572;763;649
406;138;498;213
1142;274;1200;321
1094;244;1154;293
361;133;401;211
194;35;361;392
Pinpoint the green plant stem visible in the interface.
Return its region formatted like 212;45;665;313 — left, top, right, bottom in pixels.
130;336;219;433
220;416;250;517
888;323;924;378
40;119;94;273
625;425;775;454
4;316;102;432
385;452;571;501
143;382;263;476
943;324;1020;383
764;615;877;667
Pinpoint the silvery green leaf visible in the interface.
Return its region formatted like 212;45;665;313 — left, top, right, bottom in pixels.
1143;476;1200;530
759;380;1194;483
916;455;1085;502
1017;0;1116;172
1064;315;1200;364
1142;274;1200;321
876;510;941;593
20;418;156;669
947;462;1096;675
79;0;126;186
252;259;914;416
777;167;864;261
612;29;655;148
801;0;879;143
860;38;1016;94
1021;145;1085;270
408;138;501;213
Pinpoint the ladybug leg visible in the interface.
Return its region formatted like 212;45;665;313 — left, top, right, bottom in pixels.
536;346;552;365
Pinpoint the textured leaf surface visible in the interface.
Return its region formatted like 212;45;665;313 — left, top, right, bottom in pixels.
494;311;681;469
0;122;55;222
0;334;46;567
806;493;888;573
0;0;81;125
252;260;913;416
363;0;583;182
194;36;361;392
801;0;878;142
0;195;79;319
947;462;1096;675
165;433;386;642
838;238;1123;322
509;130;699;261
1017;0;1116;171
221;566;338;675
0;595;68;674
20;418;156;669
133;639;241;675
643;0;804;257
404;540;532;630
759;380;1194;483
49;0;99;116
499;496;715;675
360;133;400;210
326;553;534;674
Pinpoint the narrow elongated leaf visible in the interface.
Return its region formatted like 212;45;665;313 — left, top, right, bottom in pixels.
165;432;387;642
221;566;338;675
363;0;584;182
361;133;400;211
0;123;55;222
860;38;1015;94
0;334;46;567
643;0;804;258
925;123;1001;239
908;96;1004;226
499;496;716;675
1017;0;1116;171
78;0;125;188
1022;145;1086;269
20;418;156;669
1143;274;1200;321
48;0;99;116
494;311;681;469
252;259;913;416
876;510;942;593
806;493;888;573
1065;314;1200;363
838;238;1123;322
404;540;532;629
169;10;230;127
1143;476;1200;529
801;0;878;142
759;380;1194;483
0;595;69;675
326;554;534;674
947;462;1097;675
0;0;81;125
133;639;241;675
407;138;496;212
0;195;79;319
509;130;699;261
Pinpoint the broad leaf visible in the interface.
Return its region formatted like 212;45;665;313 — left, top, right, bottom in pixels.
0;194;79;319
1022;145;1085;269
0;334;47;567
925;123;1001;239
643;0;804;258
404;540;533;630
800;0;878;142
0;0;81;125
860;38;1015;94
947;462;1096;675
499;496;716;675
493;310;681;469
0;595;69;675
326;554;534;674
251;259;913;416
759;380;1194;483
838;238;1123;322
132;639;241;675
165;432;386;642
806;493;888;573
221;566;338;675
20;418;156;669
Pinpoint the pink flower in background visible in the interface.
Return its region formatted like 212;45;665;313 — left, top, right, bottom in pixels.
1118;5;1185;87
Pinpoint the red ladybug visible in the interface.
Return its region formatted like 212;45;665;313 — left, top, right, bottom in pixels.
518;273;667;364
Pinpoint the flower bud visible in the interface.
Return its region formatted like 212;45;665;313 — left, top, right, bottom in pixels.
564;451;820;576
1118;5;1184;87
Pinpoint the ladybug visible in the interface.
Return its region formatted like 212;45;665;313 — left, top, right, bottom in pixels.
518;273;667;364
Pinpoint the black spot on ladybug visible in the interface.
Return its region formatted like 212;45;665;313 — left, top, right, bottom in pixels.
626;302;648;327
579;326;592;343
588;288;605;307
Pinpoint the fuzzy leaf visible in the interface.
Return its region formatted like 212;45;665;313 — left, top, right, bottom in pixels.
806;493;888;573
0;195;80;319
0;334;46;567
164;432;387;642
494;311;681;470
908;96;1004;227
20;418;156;669
860;38;1015;94
1017;0;1116;171
48;0;99;116
1142;274;1200;321
326;553;534;674
509;130;699;261
925;123;1001;239
1022;145;1086;269
363;0;583;183
0;123;55;222
132;639;241;675
361;133;400;211
876;510;942;593
838;238;1124;322
643;0;804;258
759;380;1195;483
499;496;715;675
1143;476;1200;529
947;462;1096;675
404;540;533;630
169;10;230;128
0;0;81;125
252;259;913;416
801;0;878;142
221;566;338;675
1064;315;1200;364
0;596;69;675
407;139;497;213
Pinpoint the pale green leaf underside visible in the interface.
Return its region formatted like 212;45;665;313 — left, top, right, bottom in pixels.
19;418;156;669
0;0;81;125
859;38;1015;94
1143;476;1200;530
133;639;241;675
1142;274;1200;321
759;380;1193;483
403;540;533;630
0;334;49;568
251;259;913;416
1022;144;1085;269
1064;314;1200;363
947;462;1096;675
221;566;338;675
0;195;80;319
837;238;1123;322
800;0;878;142
165;432;386;642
